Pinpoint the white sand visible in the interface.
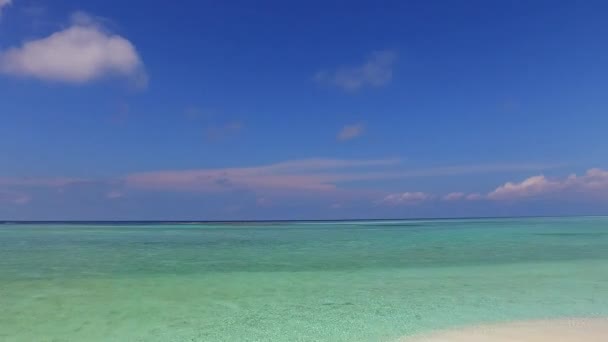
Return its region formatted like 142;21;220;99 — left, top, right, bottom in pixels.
402;318;608;342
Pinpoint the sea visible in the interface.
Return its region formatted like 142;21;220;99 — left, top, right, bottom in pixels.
1;216;607;341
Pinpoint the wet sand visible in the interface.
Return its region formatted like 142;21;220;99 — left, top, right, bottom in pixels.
402;318;608;342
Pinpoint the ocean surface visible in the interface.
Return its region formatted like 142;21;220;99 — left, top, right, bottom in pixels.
1;217;607;341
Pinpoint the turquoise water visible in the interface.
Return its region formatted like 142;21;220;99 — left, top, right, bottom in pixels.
1;217;608;341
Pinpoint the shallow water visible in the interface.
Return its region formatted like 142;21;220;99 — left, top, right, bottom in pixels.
1;217;607;341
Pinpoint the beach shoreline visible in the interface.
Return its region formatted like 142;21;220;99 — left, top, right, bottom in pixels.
401;318;608;341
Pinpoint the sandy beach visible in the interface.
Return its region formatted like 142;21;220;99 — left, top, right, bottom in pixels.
402;318;608;341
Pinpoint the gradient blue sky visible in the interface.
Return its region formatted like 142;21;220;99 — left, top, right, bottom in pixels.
1;0;608;220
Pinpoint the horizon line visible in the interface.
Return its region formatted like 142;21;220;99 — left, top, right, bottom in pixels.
2;214;607;225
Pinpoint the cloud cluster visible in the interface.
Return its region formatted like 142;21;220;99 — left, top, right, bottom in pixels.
378;168;608;206
1;160;570;205
0;157;401;197
337;123;365;141
0;12;146;86
4;160;605;211
488;168;608;200
315;50;397;91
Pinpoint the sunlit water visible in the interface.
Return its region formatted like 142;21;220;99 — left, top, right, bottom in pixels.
1;217;607;341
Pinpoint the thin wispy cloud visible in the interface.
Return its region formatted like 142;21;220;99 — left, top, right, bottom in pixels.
337;123;365;141
124;158;402;194
22;4;46;18
204;121;244;142
466;193;484;201
330;203;344;209
184;106;220;120
0;0;12;17
183;107;243;142
404;163;562;178
107;101;131;126
0;177;90;187
106;190;124;199
315;50;397;91
0;12;146;86
0;190;30;205
337;162;558;181
0;158;401;194
240;157;401;174
379;192;433;206
442;192;466;201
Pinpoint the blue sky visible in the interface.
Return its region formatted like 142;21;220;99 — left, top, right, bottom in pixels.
1;0;608;220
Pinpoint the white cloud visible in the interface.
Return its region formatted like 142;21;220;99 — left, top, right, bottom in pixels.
488;168;608;200
0;12;146;86
0;0;11;17
574;168;608;191
488;175;557;200
442;192;465;201
466;193;484;201
441;192;484;201
337;123;365;141
379;192;433;206
315;50;397;91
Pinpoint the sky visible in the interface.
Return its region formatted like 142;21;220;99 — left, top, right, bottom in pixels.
1;0;608;220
